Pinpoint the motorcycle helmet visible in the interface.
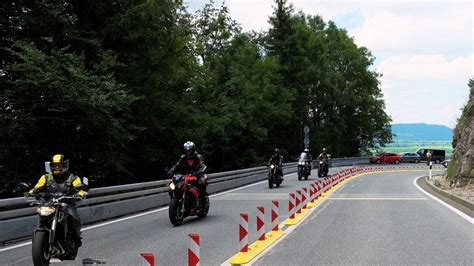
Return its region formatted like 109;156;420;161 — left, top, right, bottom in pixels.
184;141;196;157
274;148;280;156
304;148;309;153
50;154;69;180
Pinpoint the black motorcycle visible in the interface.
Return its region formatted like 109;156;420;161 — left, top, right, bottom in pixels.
318;159;329;177
168;174;210;226
297;159;310;181
267;163;282;189
28;187;85;266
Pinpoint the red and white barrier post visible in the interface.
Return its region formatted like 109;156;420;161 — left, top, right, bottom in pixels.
256;206;265;241
296;190;302;214
289;193;296;219
188;234;200;266
140;253;155;266
239;213;249;253
271;200;279;231
302;187;308;209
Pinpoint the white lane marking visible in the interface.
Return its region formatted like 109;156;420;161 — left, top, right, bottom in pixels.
413;176;474;224
221;173;363;266
0;242;31;252
0;173;296;252
327;197;427;200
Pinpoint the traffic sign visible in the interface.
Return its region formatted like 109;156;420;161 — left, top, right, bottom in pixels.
303;126;310;134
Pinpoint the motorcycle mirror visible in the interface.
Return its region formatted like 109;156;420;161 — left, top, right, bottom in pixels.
17;182;30;191
44;162;52;174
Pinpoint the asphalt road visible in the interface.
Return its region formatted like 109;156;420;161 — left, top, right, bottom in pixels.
255;171;473;265
1;167;346;265
3;168;471;265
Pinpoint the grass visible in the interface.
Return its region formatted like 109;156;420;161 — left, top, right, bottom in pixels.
385;140;453;154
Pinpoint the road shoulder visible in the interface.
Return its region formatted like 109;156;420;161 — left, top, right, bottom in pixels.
416;176;474;218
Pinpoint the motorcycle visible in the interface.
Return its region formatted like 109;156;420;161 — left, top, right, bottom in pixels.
318;159;329;177
168;173;210;226
297;160;310;181
267;163;282;189
28;186;85;266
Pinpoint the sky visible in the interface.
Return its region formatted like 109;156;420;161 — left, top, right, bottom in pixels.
186;0;473;128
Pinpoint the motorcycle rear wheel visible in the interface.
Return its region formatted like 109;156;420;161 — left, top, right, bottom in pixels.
169;198;184;226
32;230;50;266
197;195;210;218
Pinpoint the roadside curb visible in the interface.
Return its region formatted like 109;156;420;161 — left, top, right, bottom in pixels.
418;176;474;218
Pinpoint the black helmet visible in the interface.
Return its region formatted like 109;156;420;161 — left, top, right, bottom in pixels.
184;141;196;157
50;154;69;177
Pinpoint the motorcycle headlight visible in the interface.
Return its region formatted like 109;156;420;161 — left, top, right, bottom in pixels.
298;162;304;165
270;165;275;169
37;206;55;216
169;182;176;190
319;161;323;164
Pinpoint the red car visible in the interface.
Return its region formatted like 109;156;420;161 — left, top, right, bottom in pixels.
370;152;401;164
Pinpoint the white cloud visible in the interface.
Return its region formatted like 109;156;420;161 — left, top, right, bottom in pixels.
378;54;473;80
349;4;473;55
187;0;473;126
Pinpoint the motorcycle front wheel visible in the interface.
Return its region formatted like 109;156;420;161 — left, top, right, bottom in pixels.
268;174;274;189
297;168;302;181
32;230;50;266
169;198;184;226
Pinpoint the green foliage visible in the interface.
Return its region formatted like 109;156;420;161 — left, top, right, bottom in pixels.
0;0;393;193
0;42;137;186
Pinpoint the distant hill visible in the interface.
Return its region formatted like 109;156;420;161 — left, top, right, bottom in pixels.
391;123;453;141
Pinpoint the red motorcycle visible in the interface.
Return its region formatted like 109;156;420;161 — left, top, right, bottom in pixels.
168;174;210;226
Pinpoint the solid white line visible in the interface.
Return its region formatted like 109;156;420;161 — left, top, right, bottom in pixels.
0;242;31;252
413;176;473;224
0;173;296;252
221;173;364;266
327;197;427;200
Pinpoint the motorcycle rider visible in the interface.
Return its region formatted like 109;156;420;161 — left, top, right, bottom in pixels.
301;148;313;174
267;149;284;180
318;148;330;161
170;141;207;203
28;154;87;247
318;148;330;170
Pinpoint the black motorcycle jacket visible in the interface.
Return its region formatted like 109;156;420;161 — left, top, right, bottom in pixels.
171;152;207;177
268;154;283;167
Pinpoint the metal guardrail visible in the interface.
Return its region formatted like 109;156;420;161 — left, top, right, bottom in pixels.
0;157;368;243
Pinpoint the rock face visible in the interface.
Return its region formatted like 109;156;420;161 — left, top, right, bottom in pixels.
451;80;474;183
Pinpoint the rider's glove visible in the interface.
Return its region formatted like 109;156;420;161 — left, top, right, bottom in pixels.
73;194;84;200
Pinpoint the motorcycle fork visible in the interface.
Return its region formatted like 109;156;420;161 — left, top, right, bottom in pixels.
181;192;186;213
49;209;59;245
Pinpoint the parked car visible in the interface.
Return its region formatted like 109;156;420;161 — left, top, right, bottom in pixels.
416;149;446;164
442;159;450;168
370;152;401;164
400;152;421;163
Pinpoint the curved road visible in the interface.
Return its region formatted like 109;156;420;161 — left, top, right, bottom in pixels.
255;171;473;265
1;168;472;265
